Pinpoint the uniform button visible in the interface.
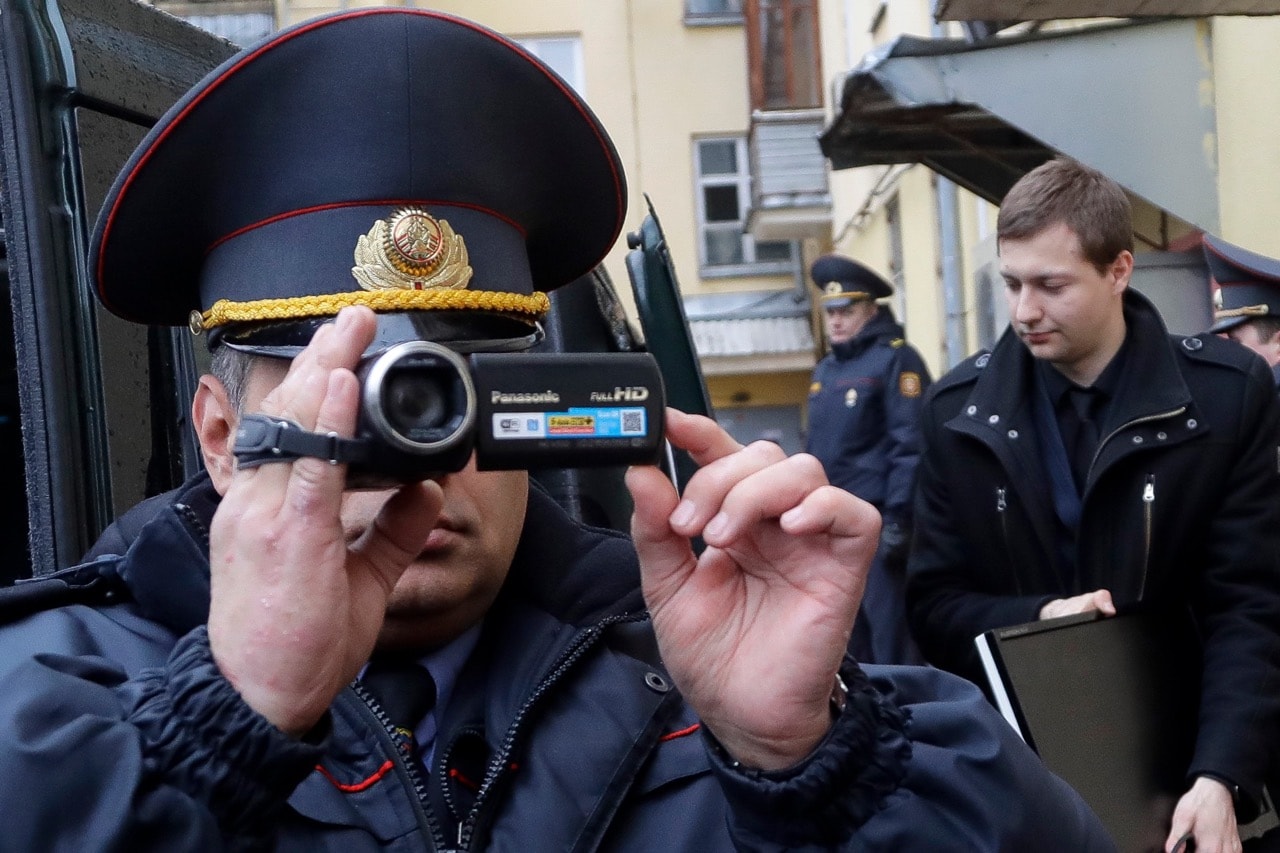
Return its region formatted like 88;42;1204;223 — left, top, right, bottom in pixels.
988;414;1000;425
1156;432;1167;441
1187;419;1198;429
1182;337;1204;352
967;405;978;416
1007;429;1019;439
1132;435;1143;444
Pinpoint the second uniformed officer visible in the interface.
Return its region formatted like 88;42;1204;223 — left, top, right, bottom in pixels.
805;254;931;665
1205;233;1280;394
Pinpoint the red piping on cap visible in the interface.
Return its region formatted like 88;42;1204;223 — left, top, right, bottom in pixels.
205;198;528;256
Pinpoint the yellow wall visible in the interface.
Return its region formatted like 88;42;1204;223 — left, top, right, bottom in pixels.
1212;15;1280;255
707;370;812;412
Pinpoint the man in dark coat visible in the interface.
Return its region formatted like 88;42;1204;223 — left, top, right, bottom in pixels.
806;255;931;665
906;157;1280;853
1205;233;1280;393
0;11;1115;851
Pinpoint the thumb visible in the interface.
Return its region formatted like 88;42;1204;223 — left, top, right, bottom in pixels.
1094;589;1117;616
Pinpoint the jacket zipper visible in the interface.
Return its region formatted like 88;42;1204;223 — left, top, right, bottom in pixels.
352;679;448;851
457;612;647;850
996;487;1025;596
1138;474;1155;600
1089;406;1187;476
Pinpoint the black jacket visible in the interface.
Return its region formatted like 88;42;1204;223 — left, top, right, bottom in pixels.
805;308;931;524
906;290;1280;812
0;472;1113;850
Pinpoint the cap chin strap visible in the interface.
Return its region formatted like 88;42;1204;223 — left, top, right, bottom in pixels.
233;414;370;468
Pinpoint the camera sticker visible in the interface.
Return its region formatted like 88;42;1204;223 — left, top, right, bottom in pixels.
492;408;648;440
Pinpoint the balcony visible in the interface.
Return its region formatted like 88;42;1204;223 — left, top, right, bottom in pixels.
744;108;832;242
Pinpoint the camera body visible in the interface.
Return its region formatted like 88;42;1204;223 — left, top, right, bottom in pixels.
349;341;666;488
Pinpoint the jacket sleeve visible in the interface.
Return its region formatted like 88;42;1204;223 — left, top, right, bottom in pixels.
706;663;1116;852
904;394;1051;678
0;620;324;850
1186;356;1280;814
881;345;931;525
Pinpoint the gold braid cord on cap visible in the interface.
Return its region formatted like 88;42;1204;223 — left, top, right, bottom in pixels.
1214;304;1271;320
195;289;550;333
190;206;550;334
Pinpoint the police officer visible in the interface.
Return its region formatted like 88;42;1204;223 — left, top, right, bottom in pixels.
1205;233;1280;393
805;254;931;665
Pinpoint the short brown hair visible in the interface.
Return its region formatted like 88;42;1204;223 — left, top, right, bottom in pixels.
997;157;1133;273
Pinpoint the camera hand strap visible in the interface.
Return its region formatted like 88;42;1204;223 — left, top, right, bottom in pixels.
234;413;371;468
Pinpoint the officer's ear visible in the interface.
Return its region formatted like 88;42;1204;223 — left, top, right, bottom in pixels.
192;374;239;495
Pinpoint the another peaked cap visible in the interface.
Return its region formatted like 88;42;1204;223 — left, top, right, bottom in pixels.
90;8;627;331
1204;234;1280;333
809;254;893;308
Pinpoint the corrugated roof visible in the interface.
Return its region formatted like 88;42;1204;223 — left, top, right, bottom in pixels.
689;316;815;357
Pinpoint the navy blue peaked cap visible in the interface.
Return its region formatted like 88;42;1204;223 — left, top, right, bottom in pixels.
809;254;893;308
90;8;626;354
1204;234;1280;333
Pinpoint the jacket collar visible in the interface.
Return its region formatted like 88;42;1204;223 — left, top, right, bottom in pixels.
830;307;903;360
966;289;1192;430
109;472;645;638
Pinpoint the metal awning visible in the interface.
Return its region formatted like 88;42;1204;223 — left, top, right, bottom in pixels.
683;290;817;374
819;18;1220;231
934;0;1280;20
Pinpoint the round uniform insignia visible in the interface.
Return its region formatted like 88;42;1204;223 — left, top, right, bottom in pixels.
825;282;843;297
352;206;473;292
386;208;445;275
899;371;922;398
844;388;858;408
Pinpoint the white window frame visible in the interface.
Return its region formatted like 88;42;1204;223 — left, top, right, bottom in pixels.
515;35;586;99
693;135;795;277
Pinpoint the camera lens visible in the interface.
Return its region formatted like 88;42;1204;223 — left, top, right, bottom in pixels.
359;340;476;454
382;364;462;441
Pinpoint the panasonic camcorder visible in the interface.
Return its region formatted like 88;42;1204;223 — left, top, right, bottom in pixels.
233;341;668;489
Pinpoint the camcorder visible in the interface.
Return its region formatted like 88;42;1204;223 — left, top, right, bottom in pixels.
234;341;667;489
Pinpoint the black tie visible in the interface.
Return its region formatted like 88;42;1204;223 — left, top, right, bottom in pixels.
361;657;437;764
1066;387;1100;493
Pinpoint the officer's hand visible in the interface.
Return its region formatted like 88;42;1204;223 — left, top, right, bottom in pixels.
1165;776;1241;853
207;306;441;736
625;409;879;771
1038;589;1116;620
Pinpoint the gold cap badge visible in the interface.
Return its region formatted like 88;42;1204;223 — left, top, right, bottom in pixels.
825;282;843;297
353;206;473;291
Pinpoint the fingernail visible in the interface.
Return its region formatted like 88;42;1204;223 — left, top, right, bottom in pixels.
671;500;695;528
704;512;728;538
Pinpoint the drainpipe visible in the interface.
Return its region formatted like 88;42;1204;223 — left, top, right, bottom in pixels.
932;21;968;368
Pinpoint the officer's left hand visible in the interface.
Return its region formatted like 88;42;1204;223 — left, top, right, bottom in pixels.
625;409;880;771
1165;776;1241;853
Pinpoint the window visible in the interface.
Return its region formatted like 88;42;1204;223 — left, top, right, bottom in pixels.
745;0;821;111
694;137;796;276
180;14;274;46
515;36;585;97
685;0;745;25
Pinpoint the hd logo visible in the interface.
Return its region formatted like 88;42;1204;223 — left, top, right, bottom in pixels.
590;386;650;403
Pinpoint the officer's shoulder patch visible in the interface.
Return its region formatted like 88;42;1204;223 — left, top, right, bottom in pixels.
899;371;922;398
890;338;905;348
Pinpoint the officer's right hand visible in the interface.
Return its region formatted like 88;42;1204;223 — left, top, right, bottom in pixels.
1038;589;1116;620
206;306;441;736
